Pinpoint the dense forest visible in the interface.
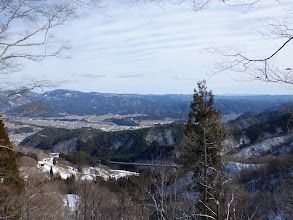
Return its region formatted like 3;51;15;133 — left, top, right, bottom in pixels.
21;124;185;162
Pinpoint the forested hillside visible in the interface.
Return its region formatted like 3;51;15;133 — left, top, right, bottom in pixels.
21;110;293;165
21;124;185;162
3;89;293;119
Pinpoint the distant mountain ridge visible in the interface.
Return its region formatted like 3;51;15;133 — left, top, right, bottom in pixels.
2;89;293;119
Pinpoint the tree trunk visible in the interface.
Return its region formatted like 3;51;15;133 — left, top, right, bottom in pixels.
203;126;208;220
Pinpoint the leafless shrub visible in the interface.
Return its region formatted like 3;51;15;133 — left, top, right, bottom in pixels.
17;155;37;167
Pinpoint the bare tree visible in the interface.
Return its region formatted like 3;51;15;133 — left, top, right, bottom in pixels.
0;0;103;73
144;166;176;220
130;0;272;11
131;0;293;86
1;0;70;74
0;1;101;218
199;1;293;86
0;0;103;109
75;178;146;220
207;37;293;86
20;177;70;220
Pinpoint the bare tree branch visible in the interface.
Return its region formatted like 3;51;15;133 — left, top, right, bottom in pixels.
0;145;14;151
129;0;277;11
0;0;102;76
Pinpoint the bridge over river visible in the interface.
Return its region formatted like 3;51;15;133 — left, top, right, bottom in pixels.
110;161;182;168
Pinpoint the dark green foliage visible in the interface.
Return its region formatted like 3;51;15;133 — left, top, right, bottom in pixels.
232;129;244;142
0;119;11;147
22;124;185;162
100;158;112;168
0;117;24;219
15;151;38;161
227;111;293;147
183;81;226;167
245;124;264;143
59;151;99;167
0;117;23;192
229;111;280;130
132;145;174;161
182;81;227;219
238;112;293;144
21;127;80;150
50;166;54;179
103;168;153;196
63;175;76;194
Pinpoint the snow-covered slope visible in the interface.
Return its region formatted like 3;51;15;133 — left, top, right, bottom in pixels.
226;162;262;173
38;153;139;181
236;134;293;158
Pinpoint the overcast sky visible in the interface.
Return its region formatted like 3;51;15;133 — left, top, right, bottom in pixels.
17;0;293;95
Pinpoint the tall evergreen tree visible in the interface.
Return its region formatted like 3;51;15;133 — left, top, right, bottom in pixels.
182;81;227;220
0;116;23;218
0;116;23;191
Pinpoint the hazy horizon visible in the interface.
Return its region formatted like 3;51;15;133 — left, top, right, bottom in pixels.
27;87;293;96
6;0;293;95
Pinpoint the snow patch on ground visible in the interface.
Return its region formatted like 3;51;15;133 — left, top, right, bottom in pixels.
110;169;139;179
38;153;139;181
165;129;175;145
81;167;110;180
38;153;78;179
65;194;80;212
226;162;262;173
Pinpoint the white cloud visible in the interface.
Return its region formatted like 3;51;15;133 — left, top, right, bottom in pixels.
79;74;107;78
19;0;293;94
172;74;196;80
116;74;144;78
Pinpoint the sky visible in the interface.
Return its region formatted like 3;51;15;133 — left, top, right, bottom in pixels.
15;0;293;95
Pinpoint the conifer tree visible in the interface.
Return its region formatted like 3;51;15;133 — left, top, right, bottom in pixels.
0;116;23;191
0;116;23;218
182;80;227;220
